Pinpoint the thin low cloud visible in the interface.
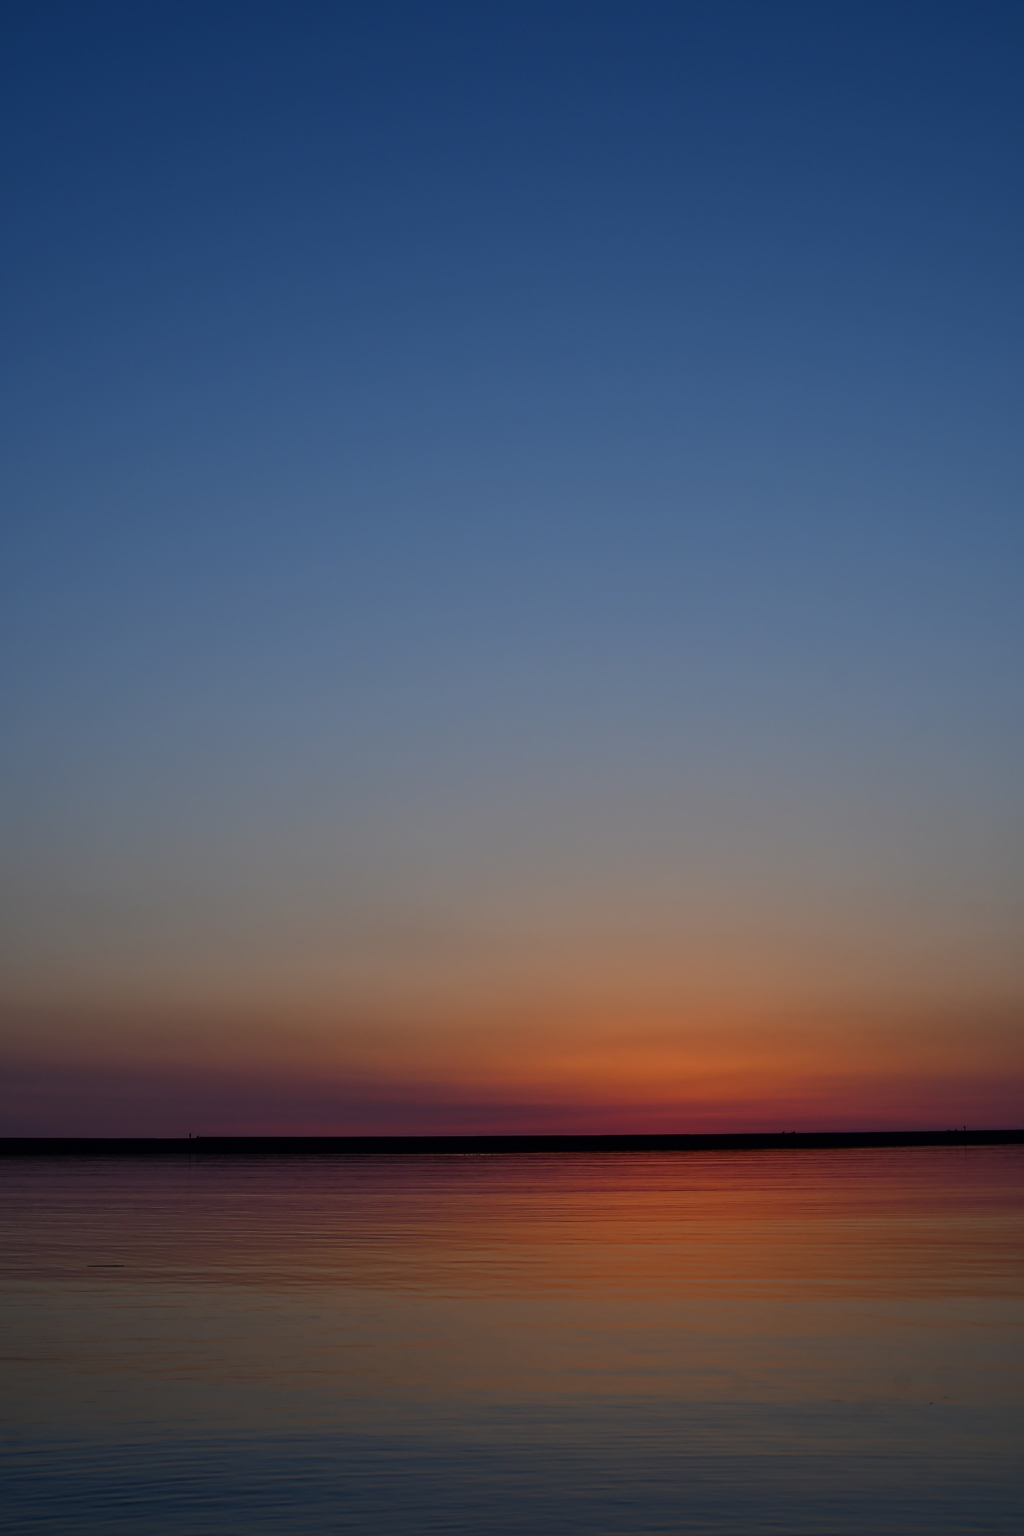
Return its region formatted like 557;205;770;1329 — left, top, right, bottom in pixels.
2;1051;1021;1138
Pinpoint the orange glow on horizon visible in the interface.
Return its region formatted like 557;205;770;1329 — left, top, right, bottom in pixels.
2;988;1021;1136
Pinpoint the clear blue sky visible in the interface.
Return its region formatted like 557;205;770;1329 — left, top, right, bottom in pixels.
2;3;1022;1133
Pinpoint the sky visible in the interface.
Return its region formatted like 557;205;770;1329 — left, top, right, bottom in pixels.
2;1;1022;1134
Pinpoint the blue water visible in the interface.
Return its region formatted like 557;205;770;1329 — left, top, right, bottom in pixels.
2;1148;1022;1533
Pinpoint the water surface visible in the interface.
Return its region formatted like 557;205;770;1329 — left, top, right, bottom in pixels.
2;1147;1022;1532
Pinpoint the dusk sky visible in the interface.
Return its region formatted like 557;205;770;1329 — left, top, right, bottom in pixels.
2;2;1022;1134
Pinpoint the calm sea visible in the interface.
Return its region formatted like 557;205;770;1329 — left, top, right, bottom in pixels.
2;1147;1022;1534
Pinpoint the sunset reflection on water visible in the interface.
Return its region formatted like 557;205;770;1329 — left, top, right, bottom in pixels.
2;1147;1022;1533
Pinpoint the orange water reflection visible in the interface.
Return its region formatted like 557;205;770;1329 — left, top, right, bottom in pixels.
2;1147;1022;1438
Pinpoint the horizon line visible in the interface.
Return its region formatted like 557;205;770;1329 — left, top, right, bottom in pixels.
3;1129;1023;1156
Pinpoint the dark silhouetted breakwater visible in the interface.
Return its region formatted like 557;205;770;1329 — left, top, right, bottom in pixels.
1;1129;1022;1156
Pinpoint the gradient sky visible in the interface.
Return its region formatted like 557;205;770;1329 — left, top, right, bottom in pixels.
2;2;1022;1134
